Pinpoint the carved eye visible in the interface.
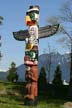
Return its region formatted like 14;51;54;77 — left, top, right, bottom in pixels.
30;51;36;59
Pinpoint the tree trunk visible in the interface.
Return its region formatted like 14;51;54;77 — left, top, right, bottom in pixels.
70;42;72;86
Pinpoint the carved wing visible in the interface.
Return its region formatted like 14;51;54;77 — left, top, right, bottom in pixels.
13;24;59;41
39;24;59;39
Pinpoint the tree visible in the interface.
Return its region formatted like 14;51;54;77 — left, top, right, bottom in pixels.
38;67;47;93
46;0;72;85
0;16;3;61
43;44;52;83
52;65;63;86
40;43;57;83
59;1;72;85
7;62;19;82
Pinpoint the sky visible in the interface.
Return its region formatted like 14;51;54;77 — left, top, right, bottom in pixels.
0;0;71;70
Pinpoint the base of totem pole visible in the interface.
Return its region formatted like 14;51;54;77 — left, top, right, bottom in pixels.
24;96;38;106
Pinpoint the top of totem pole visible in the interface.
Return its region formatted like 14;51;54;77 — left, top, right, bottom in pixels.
28;5;40;10
25;5;40;26
13;5;59;41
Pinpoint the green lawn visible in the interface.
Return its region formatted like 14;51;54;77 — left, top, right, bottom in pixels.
0;81;69;108
0;96;64;108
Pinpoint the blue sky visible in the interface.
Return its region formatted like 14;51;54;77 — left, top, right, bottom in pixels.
0;0;70;70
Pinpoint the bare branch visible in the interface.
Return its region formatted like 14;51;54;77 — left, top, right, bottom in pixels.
46;16;60;25
60;2;72;22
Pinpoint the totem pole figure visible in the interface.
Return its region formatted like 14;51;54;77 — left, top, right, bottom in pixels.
13;5;59;106
24;5;39;106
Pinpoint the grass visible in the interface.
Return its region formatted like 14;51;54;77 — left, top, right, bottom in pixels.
0;81;70;108
0;96;64;108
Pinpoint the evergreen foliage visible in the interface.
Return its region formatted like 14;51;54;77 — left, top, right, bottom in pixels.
52;65;63;86
38;67;47;92
7;62;19;82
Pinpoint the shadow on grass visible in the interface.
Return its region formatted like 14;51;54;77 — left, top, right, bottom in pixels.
38;84;72;106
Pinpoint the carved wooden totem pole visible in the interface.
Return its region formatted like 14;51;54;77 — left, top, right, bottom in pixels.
13;5;59;106
24;5;39;106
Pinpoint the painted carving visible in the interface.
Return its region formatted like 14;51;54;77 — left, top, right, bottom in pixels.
13;5;59;107
24;5;39;106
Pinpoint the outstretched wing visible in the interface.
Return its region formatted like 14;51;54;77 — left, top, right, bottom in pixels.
39;24;59;39
13;30;29;41
13;24;59;41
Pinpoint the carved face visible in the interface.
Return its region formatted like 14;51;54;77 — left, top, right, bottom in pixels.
24;47;38;66
25;5;40;26
25;50;38;61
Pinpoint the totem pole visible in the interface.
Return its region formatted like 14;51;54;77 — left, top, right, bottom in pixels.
13;5;59;106
24;5;39;106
